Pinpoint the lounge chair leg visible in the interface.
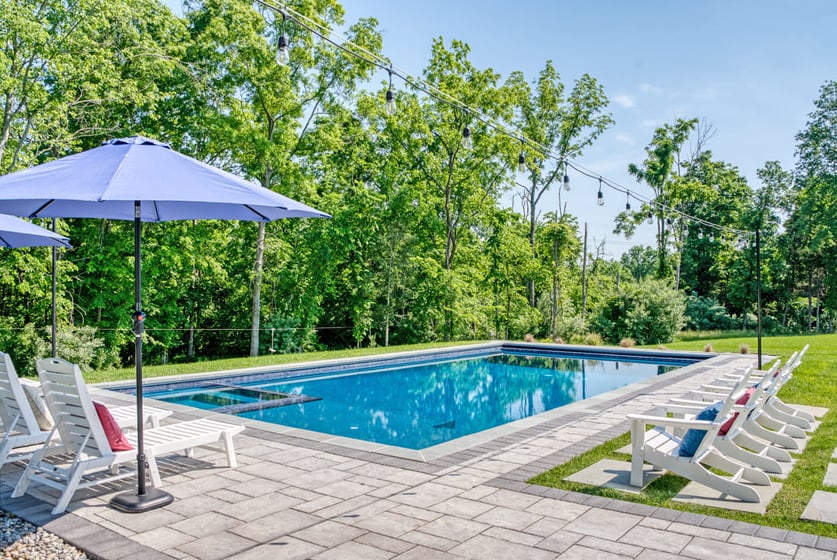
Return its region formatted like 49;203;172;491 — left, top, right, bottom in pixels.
146;453;163;487
223;431;237;468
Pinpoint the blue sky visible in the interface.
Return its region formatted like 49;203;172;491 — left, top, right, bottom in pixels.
165;0;836;256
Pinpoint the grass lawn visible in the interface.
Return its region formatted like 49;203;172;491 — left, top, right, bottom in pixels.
529;332;837;537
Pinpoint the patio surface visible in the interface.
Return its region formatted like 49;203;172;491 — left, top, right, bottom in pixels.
1;352;835;560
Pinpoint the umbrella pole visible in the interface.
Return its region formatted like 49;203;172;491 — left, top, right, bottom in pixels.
51;219;57;358
110;201;173;513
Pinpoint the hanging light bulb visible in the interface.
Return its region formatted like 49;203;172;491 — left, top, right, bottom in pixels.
277;13;289;65
708;231;715;242
385;69;396;115
666;217;672;226
697;229;704;240
647;213;654;225
462;126;472;149
597;178;604;206
562;163;570;191
625;192;631;212
518;152;526;174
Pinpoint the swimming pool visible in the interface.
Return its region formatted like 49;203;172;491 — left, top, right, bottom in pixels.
133;344;706;450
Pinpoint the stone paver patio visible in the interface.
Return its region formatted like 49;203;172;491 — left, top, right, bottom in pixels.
1;352;835;560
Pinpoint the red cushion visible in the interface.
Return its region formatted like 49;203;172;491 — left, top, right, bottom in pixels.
718;387;755;435
93;402;134;451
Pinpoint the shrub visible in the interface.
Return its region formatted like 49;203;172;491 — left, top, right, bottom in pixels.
619;338;636;348
684;294;735;331
582;332;603;346
592;279;686;345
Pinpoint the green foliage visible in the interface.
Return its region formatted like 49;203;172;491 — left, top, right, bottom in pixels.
684;293;735;331
593;279;686;345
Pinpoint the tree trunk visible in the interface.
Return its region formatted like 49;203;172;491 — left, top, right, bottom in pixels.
808;268;813;332
249;222;266;357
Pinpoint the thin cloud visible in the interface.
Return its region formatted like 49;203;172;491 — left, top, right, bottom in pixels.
615;133;636;146
638;83;663;95
641;119;659;128
613;94;636;108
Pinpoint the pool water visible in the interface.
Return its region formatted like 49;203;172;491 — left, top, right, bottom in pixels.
146;350;685;450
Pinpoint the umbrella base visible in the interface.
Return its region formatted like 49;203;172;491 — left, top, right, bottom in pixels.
109;488;174;513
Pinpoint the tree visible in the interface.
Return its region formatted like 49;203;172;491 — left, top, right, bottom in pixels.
616;118;698;280
506;62;612;307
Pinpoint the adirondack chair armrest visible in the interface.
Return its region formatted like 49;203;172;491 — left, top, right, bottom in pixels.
627;414;717;431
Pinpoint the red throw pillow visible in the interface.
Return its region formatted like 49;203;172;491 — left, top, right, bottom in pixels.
93;401;134;451
718;387;755;436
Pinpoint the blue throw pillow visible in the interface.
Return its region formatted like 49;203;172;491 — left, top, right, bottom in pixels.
678;402;722;457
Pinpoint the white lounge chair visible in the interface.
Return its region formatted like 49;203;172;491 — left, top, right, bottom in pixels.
627;373;770;503
12;357;245;514
0;351;171;467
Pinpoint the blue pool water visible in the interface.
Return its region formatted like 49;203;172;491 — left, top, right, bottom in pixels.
141;347;698;450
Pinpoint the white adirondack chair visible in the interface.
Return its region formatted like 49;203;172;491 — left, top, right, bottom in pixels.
662;367;791;474
0;352;51;466
12;357;245;514
627;373;770;503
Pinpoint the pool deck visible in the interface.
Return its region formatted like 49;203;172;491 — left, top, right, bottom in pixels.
1;351;835;560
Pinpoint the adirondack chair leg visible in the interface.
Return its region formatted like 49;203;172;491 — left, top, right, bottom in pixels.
702;451;770;486
756;414;806;439
713;439;781;474
770;399;815;422
744;421;800;450
11;445;46;498
762;402;812;430
732;431;792;463
629;419;646;487
53;465;86;515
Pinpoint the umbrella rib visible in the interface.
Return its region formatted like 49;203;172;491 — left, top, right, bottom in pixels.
244;205;271;221
152;201;161;222
0;235;9;248
31;200;55;218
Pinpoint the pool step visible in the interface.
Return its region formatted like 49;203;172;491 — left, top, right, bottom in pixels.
203;383;321;414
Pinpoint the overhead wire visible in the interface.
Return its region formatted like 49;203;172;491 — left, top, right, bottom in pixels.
252;0;753;240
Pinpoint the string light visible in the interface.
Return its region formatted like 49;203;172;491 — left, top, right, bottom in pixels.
625;191;631;212
276;11;289;65
647;213;654;225
597;178;604;206
254;0;754;241
518;151;526;174
385;68;396;115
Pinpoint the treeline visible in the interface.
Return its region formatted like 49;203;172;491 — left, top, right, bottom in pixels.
0;0;833;374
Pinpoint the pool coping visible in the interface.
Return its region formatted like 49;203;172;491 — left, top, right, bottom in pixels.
93;342;722;463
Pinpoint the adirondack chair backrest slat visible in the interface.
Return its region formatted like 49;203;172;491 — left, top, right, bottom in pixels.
0;352;42;436
37;358;113;459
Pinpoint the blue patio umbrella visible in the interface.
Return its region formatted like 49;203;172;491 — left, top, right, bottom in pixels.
0;136;329;512
0;213;70;248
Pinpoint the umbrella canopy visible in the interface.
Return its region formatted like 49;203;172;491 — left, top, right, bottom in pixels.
0;214;70;248
0;136;329;222
0;136;329;513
